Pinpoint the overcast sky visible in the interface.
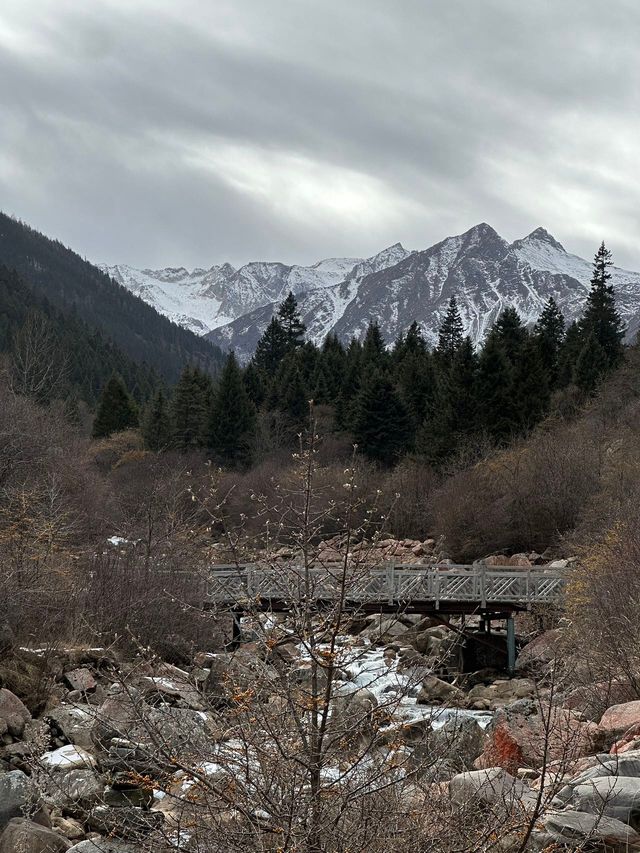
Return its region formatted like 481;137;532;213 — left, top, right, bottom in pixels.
2;0;640;270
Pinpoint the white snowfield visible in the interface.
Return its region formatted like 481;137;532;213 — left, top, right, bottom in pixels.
101;225;640;361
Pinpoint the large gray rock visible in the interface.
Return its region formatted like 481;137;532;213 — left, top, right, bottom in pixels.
535;810;640;852
92;694;216;764
449;767;537;810
41;768;104;808
0;688;31;738
0;818;70;852
427;716;487;769
87;805;163;839
565;776;640;830
417;676;465;706
67;841;137;852
0;770;50;831
47;705;95;750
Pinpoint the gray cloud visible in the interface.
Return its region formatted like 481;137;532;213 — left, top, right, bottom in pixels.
2;0;640;269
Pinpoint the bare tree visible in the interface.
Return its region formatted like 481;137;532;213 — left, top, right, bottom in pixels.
10;310;69;403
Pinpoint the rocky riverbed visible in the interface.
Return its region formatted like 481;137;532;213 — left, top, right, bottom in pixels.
1;612;640;851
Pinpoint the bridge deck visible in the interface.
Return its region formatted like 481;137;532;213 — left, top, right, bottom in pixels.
205;563;565;613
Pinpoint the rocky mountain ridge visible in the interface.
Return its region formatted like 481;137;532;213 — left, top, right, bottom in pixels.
102;224;640;363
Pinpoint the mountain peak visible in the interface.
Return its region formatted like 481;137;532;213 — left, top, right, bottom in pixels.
521;227;566;252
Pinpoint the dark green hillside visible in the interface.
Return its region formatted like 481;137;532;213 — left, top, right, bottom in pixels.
0;212;224;382
0;264;156;404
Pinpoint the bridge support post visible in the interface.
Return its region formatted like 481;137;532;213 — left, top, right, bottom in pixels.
229;610;243;650
506;614;516;675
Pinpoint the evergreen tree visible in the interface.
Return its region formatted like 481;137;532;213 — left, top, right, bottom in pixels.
335;339;363;429
574;331;609;394
209;353;256;466
397;350;437;433
393;321;427;364
435;296;464;364
513;337;550;430
579;241;625;370
277;292;306;351
533;297;565;387
142;388;172;451
488;307;528;366
92;374;139;439
352;369;411;466
417;338;477;464
254;317;288;374
171;365;209;450
476;336;516;442
311;360;331;405
243;361;267;408
361;322;388;370
319;334;346;401
278;292;306;349
278;362;309;438
557;321;583;388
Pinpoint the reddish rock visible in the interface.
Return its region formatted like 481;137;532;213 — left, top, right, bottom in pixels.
476;707;596;773
599;701;640;745
508;554;532;568
64;668;97;693
483;555;510;567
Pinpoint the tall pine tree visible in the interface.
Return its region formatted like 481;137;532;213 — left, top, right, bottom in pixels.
533;297;565;388
171;365;209;450
578;241;625;371
435;296;464;365
352;369;411;466
92;374;139;439
277;292;306;351
209;352;256;466
254;317;288;374
142;388;172;451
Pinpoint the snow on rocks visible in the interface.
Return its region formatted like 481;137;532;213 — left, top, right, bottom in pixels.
40;745;97;771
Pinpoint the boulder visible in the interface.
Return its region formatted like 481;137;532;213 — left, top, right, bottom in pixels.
360;616;410;645
47;705;95;750
63;668;97;693
476;706;596;773
40;744;97;771
67;841;137;853
41;768;104;808
0;687;31;737
0;818;70;852
425;716;487;769
87;805;163;839
467;678;535;708
417;676;464;706
600;701;640;744
331;688;377;737
563;776;640;829
449;767;537;810
514;629;561;673
0;770;50;831
536;809;640;852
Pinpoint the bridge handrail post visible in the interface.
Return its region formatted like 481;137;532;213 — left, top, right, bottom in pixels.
387;561;395;605
480;562;487;609
246;566;253;598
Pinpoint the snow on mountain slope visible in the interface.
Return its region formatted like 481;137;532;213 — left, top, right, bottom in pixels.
205;224;640;362
101;248;406;336
104;225;640;364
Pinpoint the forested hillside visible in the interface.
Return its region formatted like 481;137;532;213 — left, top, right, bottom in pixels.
0;265;157;404
0;213;225;382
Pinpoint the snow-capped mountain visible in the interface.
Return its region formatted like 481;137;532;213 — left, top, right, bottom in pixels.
102;225;640;363
101;245;409;336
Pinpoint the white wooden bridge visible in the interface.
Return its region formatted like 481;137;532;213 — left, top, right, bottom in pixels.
206;562;566;613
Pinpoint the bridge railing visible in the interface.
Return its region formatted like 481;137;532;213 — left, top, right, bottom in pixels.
204;563;566;609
